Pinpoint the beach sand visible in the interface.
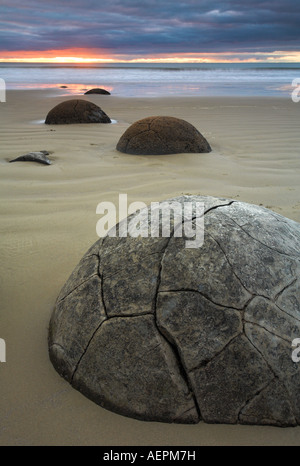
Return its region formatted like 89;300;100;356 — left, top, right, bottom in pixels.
1;89;300;445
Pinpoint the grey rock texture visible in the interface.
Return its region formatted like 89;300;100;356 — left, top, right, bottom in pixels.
9;150;51;165
45;99;111;124
116;116;211;155
48;195;300;426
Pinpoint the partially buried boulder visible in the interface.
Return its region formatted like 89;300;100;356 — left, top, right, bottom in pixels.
45;99;111;124
116;116;211;155
9;151;51;165
48;195;300;426
84;88;111;95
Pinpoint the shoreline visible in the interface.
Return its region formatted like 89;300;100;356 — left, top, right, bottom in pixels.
0;90;300;445
2;60;299;99
4;87;293;99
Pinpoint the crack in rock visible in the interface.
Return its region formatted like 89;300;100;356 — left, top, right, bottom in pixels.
222;212;299;259
243;316;299;421
158;288;246;311
153;314;202;422
48;195;300;426
71;314;200;423
205;231;254;297
70;317;107;383
57;272;99;303
244;320;292;346
238;378;297;427
275;277;298;300
188;333;243;374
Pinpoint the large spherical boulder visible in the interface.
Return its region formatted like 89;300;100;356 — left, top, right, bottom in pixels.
45;99;111;124
48;195;300;426
116;116;211;155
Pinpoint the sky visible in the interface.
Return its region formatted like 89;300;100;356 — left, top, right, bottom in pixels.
0;0;300;63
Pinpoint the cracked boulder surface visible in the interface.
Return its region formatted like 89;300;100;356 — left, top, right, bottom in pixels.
45;99;111;124
116;116;211;155
48;195;300;426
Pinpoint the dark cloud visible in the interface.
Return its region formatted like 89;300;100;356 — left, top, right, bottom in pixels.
0;0;299;55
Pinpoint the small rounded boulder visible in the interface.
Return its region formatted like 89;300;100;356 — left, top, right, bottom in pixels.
45;99;111;124
116;116;211;155
48;195;300;426
84;88;111;95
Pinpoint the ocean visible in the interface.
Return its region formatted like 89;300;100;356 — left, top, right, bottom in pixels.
0;62;299;98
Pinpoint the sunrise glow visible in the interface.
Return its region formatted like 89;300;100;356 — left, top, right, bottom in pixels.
1;1;299;66
1;49;300;64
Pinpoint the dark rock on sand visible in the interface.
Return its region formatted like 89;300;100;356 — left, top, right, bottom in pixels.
48;196;300;426
45;99;111;124
84;88;111;95
9;151;52;165
116;116;211;155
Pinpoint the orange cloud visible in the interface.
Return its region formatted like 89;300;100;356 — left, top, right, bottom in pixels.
0;48;300;63
0;48;113;63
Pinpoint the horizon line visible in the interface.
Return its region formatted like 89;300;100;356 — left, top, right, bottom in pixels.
1;60;300;65
1;58;300;65
0;49;299;64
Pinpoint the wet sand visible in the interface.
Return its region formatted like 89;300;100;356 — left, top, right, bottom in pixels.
0;89;300;445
